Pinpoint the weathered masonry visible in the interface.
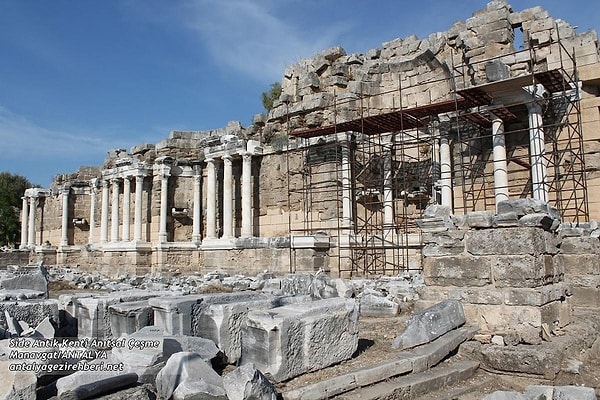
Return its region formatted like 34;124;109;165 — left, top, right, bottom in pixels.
16;1;600;277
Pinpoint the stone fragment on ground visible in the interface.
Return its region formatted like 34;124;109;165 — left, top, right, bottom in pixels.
112;326;164;383
56;371;139;400
0;360;37;400
163;335;220;362
359;293;399;317
392;299;465;350
241;297;359;382
155;351;227;400
223;363;278;400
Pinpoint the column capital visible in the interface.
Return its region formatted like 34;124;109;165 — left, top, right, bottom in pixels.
110;177;121;184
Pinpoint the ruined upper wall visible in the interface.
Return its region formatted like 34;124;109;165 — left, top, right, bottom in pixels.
50;0;599;189
261;0;599;138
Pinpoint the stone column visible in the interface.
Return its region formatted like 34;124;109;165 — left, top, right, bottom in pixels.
491;113;509;208
341;144;353;228
205;158;217;239
88;179;98;244
134;175;144;241
60;186;70;247
110;178;120;243
528;102;548;203
222;154;233;238
192;173;202;243
440;130;453;210
241;153;253;237
100;179;109;243
27;196;36;247
383;153;394;237
20;196;28;249
122;177;131;241
158;167;170;243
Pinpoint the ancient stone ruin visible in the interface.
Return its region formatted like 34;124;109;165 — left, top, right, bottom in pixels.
1;1;600;399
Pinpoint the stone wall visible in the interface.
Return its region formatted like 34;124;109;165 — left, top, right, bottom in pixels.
417;200;572;343
556;222;600;309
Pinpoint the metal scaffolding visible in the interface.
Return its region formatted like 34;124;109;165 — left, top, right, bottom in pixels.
285;37;588;277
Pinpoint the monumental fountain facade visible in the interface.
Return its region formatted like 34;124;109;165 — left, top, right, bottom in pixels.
13;1;600;279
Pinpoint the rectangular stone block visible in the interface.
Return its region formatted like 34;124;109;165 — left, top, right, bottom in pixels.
570;286;600;308
560;236;600;254
240;298;359;382
108;300;153;337
491;255;551;288
423;256;491;287
504;283;570;306
446;287;504;305
465;227;547;256
149;295;204;336
191;292;275;364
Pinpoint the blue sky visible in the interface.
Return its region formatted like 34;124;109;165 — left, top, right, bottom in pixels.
1;1;598;187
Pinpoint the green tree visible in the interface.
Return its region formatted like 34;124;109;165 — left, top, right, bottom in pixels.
0;172;33;247
261;82;282;112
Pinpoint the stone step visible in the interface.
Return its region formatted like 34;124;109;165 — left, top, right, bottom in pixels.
334;360;480;400
282;326;478;400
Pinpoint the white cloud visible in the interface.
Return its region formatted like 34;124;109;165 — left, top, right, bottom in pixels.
122;0;350;83
0;106;126;160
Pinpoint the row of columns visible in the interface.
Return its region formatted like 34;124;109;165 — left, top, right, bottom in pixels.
435;99;548;212
98;175;147;244
19;189;49;249
205;152;254;239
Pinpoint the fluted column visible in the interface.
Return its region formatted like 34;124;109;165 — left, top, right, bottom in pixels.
440;130;453;210
222;154;233;238
158;167;170;243
192;173;202;243
528;102;548;203
241;153;253;238
100;179;109;243
60;186;70;247
122;177;131;241
20;196;28;249
110;178;120;242
491;113;509;209
88;180;98;245
134;175;144;241
205;158;217;239
27;196;36;247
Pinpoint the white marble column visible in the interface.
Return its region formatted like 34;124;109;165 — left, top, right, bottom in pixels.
528;102;548;203
205;158;217;239
383;153;394;237
20;196;28;249
60;186;70;247
134;175;144;241
491;114;510;208
192;173;202;243
27;196;36;247
440;130;453;211
158;168;170;243
222;154;233;238
341;144;353;228
100;179;109;243
88;180;97;245
122;177;131;241
110;178;120;243
241;153;253;238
